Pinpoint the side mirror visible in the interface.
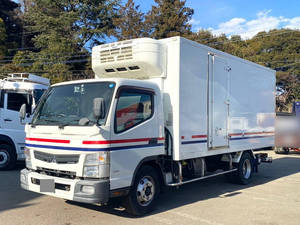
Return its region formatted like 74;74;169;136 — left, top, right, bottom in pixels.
93;98;106;119
19;104;26;123
26;95;33;115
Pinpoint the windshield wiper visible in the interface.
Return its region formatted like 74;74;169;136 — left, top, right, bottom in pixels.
31;118;61;127
58;123;68;129
58;119;81;129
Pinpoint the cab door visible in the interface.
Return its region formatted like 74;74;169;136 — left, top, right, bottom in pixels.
0;91;33;153
109;86;164;190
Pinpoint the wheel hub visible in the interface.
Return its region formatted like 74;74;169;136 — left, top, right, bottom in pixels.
136;176;155;206
0;151;8;165
242;159;251;179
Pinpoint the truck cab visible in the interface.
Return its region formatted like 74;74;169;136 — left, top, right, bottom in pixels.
21;78;165;210
0;73;49;170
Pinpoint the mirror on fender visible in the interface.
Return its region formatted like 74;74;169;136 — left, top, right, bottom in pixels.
19;104;27;124
93;98;106;120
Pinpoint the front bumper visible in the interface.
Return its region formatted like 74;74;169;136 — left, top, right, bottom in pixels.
20;169;109;204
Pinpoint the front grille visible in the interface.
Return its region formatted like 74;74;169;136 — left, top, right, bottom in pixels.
37;167;77;179
34;151;79;164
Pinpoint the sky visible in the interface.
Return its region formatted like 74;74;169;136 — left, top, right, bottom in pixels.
134;0;300;39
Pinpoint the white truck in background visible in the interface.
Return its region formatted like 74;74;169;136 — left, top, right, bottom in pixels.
20;37;275;215
0;73;49;170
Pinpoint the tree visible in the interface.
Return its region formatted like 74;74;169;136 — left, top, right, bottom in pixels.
145;0;193;39
188;29;215;45
19;0;120;82
113;0;146;41
0;18;7;60
0;0;22;56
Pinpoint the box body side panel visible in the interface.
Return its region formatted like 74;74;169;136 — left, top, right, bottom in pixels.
176;38;275;160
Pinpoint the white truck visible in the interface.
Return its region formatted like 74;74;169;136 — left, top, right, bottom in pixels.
20;37;275;215
0;73;49;170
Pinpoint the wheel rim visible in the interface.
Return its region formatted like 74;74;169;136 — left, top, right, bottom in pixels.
0;151;9;166
136;176;155;207
242;159;251;179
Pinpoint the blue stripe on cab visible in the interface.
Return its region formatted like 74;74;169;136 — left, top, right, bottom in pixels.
25;143;164;152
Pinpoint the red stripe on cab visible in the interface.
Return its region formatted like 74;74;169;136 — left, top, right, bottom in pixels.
83;137;164;145
25;137;70;144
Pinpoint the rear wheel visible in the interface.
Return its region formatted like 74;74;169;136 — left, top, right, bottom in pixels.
0;144;16;170
237;152;253;184
124;165;160;216
229;152;254;185
275;147;289;154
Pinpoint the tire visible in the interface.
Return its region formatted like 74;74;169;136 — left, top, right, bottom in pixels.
124;165;160;216
0;144;17;170
231;152;254;185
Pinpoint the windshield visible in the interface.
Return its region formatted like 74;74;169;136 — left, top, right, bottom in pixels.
33;89;46;104
32;82;115;127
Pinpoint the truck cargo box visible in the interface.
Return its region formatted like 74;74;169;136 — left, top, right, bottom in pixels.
93;37;276;161
160;37;275;160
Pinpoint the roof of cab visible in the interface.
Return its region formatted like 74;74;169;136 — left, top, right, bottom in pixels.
51;78;160;91
0;80;49;90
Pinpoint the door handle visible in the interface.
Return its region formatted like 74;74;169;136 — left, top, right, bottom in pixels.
215;127;222;135
149;138;158;145
4;118;12;122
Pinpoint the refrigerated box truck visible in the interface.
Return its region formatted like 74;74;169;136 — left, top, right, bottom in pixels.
20;37;275;215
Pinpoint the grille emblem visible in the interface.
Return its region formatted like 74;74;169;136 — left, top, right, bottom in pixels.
51;156;57;163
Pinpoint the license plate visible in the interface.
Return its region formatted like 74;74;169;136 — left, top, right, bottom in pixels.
40;179;55;193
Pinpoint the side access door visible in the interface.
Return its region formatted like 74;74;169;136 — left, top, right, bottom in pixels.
208;54;230;149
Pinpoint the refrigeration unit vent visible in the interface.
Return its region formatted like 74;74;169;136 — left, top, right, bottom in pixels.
100;46;133;63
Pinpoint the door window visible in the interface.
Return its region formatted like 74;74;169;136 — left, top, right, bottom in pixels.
7;93;32;113
115;89;153;133
0;91;4;108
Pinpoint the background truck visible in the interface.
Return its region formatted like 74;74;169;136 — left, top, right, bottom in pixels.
0;73;49;170
275;102;300;154
20;37;275;215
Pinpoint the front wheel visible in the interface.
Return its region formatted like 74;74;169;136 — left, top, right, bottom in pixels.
124;166;160;216
0;144;16;170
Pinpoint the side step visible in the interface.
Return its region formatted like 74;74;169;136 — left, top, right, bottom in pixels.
166;168;237;187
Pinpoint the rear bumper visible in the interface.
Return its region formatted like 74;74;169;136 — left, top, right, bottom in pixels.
20;169;109;204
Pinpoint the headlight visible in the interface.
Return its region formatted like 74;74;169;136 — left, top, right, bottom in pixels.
83;166;99;177
24;147;32;169
83;152;110;178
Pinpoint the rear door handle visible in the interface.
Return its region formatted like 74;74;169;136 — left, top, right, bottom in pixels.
4;118;12;122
